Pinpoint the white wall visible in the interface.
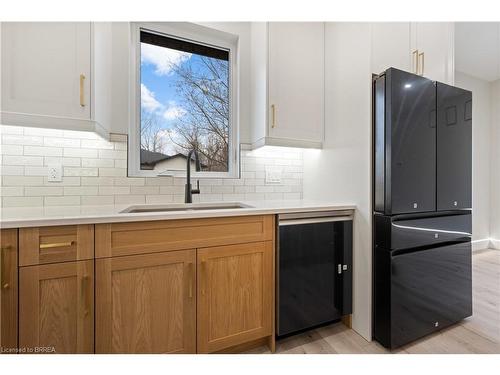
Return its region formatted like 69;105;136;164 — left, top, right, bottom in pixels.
491;79;500;248
303;23;373;341
455;72;492;249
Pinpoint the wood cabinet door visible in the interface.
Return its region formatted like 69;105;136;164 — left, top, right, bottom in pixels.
95;250;196;353
1;22;91;120
19;260;94;353
197;241;273;353
268;22;324;144
1;229;18;353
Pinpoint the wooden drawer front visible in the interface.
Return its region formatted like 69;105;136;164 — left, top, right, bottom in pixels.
96;215;274;258
19;225;94;266
197;241;273;353
95;250;196;353
19;260;94;354
1;229;18;352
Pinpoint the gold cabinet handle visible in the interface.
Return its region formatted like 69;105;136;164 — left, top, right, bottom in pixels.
418;52;425;76
81;275;89;317
188;263;193;298
80;74;86;107
271;104;276;128
1;245;12;290
201;260;207;296
412;50;419;75
39;241;75;250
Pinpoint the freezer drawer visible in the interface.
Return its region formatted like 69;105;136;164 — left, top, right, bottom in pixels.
373;241;472;349
374;212;471;250
277;219;352;337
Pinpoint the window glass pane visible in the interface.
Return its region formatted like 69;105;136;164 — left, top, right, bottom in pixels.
140;30;230;172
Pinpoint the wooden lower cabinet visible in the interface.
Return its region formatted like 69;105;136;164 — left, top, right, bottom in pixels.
1;229;18;353
95;249;196;353
19;260;94;353
197;241;274;353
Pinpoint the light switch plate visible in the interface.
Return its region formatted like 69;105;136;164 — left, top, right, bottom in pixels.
47;164;63;182
265;166;282;184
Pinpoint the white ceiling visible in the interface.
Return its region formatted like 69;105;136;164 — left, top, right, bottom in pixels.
455;22;500;82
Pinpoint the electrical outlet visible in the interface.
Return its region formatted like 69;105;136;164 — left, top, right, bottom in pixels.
47;164;62;182
265;166;282;184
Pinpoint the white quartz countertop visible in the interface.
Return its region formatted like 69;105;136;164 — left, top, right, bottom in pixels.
0;200;356;229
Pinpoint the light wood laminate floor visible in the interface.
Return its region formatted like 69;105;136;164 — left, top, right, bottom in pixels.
247;249;500;354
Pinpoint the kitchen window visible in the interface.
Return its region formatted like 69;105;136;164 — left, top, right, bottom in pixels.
128;23;239;177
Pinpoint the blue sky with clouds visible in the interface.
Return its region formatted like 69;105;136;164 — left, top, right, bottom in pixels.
140;42;229;156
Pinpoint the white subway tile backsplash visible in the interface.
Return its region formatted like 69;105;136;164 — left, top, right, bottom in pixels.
64;147;98;158
3;176;44;186
98;149;127;159
0;186;24;196
114;195;146;205
2;196;43;207
44;137;80;148
81;195;114;205
2;134;43;146
64;167;99;177
1;126;303;207
3;155;43;166
25;186;63;196
44;157;81;167
44;196;81;206
24;146;62;157
63;186;99;196
99;167;127;177
1;166;25;176
81;177;114;186
99;186;130;195
24;166;49;176
81;158;114;168
1;145;23;155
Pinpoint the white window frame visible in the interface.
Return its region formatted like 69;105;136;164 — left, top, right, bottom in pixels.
128;22;240;178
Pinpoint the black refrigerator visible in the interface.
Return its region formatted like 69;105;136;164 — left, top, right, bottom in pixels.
372;68;473;349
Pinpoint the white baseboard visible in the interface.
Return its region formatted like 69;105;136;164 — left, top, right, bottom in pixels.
489;239;500;250
472;239;491;251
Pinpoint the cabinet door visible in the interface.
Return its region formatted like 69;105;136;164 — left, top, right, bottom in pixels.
197;242;273;353
371;23;412;75
437;83;472;210
1;229;18;353
19;260;94;353
1;22;91;119
268;22;324;143
412;23;454;84
95;250;196;354
386;68;437;214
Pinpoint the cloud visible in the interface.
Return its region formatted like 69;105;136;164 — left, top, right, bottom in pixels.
163;101;186;120
141;83;162;113
141;43;191;76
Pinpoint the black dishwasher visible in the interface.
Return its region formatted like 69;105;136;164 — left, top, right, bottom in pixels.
277;211;353;337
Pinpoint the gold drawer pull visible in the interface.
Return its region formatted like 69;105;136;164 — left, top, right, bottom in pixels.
188;263;194;299
80;74;86;107
40;241;75;250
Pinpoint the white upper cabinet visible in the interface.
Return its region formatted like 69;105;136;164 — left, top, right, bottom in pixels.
1;22;119;139
371;23;412;75
411;22;454;84
251;22;324;149
2;23;91;120
370;22;454;84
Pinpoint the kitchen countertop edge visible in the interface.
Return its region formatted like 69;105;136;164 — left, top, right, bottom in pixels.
0;200;357;229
